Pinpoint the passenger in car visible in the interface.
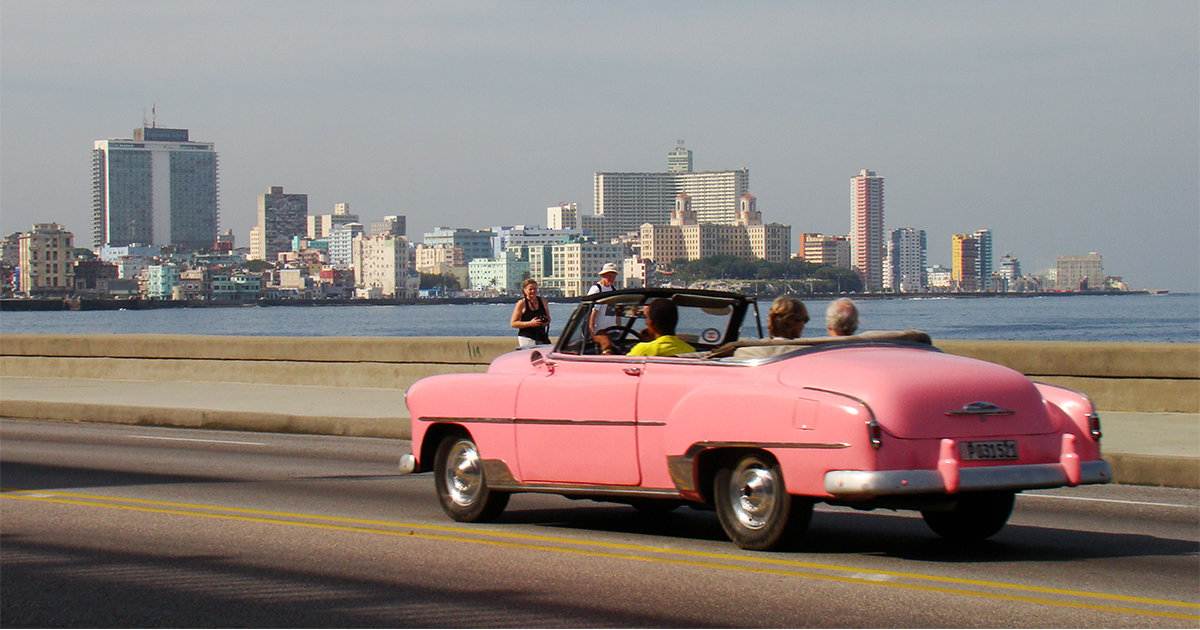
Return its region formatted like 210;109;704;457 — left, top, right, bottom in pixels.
768;296;809;339
826;298;859;336
729;296;809;360
626;299;696;357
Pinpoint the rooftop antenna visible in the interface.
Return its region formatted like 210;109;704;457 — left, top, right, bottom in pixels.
142;107;148;128
151;104;157;128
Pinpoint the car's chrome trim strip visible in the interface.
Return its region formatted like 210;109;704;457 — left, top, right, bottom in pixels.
824;460;1112;497
417;416;513;424
481;459;680;498
490;483;683;498
418;416;666;427
548;352;747;367
515;418;640;427
684;440;852;455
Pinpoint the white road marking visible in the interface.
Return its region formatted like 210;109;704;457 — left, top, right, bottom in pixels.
126;435;267;446
1022;493;1195;509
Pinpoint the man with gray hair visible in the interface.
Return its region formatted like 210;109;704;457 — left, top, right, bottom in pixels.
825;298;859;337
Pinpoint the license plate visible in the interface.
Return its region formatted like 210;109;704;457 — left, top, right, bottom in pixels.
960;440;1018;461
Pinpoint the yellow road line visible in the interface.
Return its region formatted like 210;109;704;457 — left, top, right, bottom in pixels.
3;488;1196;611
2;493;1197;622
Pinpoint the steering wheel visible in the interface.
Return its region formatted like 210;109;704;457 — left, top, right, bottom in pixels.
596;325;638;354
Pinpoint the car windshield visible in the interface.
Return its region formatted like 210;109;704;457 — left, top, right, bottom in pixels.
555;292;751;356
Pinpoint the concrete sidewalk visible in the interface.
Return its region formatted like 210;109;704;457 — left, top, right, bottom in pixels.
1;375;1196;488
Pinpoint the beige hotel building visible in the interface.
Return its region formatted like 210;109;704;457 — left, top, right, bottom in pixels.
640;193;790;264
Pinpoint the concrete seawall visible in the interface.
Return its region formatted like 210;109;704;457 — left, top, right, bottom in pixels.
1;334;1196;486
2;335;1196;412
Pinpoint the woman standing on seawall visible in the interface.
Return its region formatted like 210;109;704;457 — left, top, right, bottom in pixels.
511;278;552;348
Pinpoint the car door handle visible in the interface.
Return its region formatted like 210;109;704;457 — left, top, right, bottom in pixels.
623;367;642;376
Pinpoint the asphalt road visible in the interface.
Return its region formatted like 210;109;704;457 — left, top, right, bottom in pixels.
2;418;1197;628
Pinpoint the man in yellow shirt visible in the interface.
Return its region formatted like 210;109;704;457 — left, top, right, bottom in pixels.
627;299;696;357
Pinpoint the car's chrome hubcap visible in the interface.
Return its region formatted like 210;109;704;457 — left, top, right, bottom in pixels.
731;463;777;530
445;440;482;507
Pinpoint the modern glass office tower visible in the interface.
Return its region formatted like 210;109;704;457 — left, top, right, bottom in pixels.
92;126;218;250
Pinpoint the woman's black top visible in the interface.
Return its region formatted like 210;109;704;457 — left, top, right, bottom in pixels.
517;296;551;343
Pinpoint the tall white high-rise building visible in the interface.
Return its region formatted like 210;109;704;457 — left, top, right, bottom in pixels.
884;227;927;293
594;145;750;235
973;228;993;288
92;125;218;250
850;169;885;291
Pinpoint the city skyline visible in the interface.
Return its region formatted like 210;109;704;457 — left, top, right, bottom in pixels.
1;2;1196;290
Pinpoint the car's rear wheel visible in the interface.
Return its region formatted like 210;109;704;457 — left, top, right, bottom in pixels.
921;491;1015;541
434;434;509;522
714;452;812;550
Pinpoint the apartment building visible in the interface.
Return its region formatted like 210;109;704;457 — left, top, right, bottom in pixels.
796;233;851;268
352;234;411;298
18;223;75;297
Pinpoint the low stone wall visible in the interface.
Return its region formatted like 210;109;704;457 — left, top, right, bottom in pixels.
1;335;1197;413
937;340;1198;413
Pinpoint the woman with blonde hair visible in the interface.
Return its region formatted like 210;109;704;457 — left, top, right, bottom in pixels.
767;296;809;339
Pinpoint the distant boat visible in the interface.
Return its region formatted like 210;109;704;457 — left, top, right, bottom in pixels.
1150;289;1170;295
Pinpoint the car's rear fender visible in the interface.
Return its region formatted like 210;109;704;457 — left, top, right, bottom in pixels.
662;385;879;498
1035;382;1103;460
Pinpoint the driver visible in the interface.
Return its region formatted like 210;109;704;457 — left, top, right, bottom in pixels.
627;299;695;357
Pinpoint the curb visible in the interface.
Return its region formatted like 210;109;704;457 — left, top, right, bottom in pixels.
0;400;410;440
2;400;1195;489
1103;453;1200;489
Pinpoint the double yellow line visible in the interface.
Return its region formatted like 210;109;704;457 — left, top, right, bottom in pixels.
3;489;1197;622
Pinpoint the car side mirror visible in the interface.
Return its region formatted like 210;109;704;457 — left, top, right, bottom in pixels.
530;350;556;373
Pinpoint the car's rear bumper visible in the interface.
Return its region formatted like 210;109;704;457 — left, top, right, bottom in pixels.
824;459;1111;498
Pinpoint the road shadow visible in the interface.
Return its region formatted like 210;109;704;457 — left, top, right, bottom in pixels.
0;461;240;492
495;501;1200;563
801;510;1200;563
0;535;717;628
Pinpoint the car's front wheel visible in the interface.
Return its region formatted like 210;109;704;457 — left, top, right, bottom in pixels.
434;434;509;522
921;491;1015;541
714;452;812;550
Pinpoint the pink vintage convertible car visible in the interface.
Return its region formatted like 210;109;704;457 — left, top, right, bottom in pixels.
401;288;1111;550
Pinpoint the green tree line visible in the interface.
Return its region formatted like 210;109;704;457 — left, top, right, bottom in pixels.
665;256;863;292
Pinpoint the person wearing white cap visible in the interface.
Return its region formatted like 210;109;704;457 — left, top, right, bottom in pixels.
587;262;621;352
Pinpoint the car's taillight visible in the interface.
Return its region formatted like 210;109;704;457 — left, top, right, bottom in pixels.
866;418;883;449
1087;412;1102;440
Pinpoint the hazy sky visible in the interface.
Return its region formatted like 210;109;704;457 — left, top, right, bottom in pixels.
2;1;1197;290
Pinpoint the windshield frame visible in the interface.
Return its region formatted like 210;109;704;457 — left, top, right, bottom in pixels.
552;288;759;356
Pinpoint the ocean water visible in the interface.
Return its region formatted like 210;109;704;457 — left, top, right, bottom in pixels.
1;293;1197;343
